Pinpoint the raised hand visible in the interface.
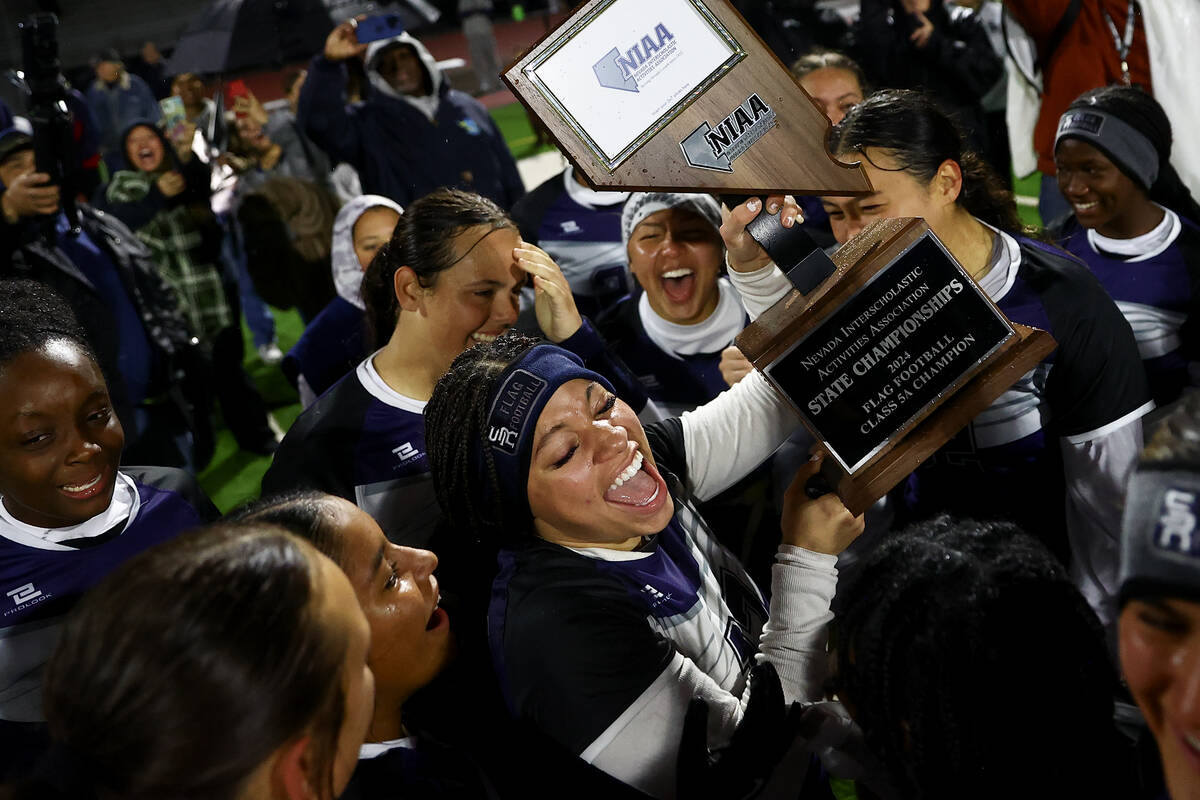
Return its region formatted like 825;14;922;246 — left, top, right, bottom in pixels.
1;172;60;221
719;195;804;273
719;345;754;387
156;171;185;198
324;17;368;62
515;242;583;343
781;454;864;554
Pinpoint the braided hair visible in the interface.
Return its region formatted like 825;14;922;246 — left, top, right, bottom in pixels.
360;188;514;348
829;89;1025;234
835;515;1127;799
1066;85;1200;224
424;331;540;550
0;279;96;373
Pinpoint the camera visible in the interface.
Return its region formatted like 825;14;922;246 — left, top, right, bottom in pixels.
17;12;80;236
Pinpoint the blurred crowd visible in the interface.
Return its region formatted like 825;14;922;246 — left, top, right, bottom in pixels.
1;1;1200;799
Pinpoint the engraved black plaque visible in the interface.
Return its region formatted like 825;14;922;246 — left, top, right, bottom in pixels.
764;232;1014;474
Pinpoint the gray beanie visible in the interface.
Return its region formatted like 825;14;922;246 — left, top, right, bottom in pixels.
620;192;722;249
1119;467;1200;607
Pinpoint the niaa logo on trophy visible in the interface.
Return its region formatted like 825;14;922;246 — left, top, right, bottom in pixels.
680;93;777;172
592;23;677;93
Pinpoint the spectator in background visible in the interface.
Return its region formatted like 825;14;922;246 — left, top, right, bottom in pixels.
283;68;362;203
0;99;12;131
0;129;197;468
1005;0;1152;224
171;72;223;152
856;0;1002;165
84;48;161;156
299;19;525;209
130;41;171;100
510;167;630;320
733;0;854;66
97;120;278;458
459;0;503;95
949;0;1012;182
283;195;402;407
228;89;331;194
1119;394;1200;800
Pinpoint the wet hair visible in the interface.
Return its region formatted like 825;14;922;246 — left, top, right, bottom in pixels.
361;188;514;347
1064;86;1200;224
227;490;349;570
789;49;869;93
424;331;541;548
835;515;1126;799
21;524;350;800
829;89;1024;234
0;280;96;374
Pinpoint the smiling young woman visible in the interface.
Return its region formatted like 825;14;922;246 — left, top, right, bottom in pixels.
736;90;1153;628
596;192;744;418
1051;85;1200;407
0;280;217;779
263;188;640;553
424;283;867;796
1119;393;1200;800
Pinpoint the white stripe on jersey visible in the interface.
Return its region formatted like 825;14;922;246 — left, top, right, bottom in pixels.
1115;300;1185;359
970;363;1052;448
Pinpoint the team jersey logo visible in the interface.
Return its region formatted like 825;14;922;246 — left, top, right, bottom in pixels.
592;23;676;93
680;93;776;173
6;583;40;606
1155;487;1200;558
4;582;50;617
392;442;421;463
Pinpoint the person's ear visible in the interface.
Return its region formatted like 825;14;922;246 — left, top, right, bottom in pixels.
393;265;425;314
272;735;319;800
933;158;964;208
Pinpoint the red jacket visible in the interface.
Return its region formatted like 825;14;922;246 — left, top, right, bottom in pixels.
1007;0;1152;175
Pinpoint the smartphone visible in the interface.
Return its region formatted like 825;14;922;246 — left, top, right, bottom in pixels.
356;14;406;44
159;95;189;140
223;79;250;113
160;95;186;127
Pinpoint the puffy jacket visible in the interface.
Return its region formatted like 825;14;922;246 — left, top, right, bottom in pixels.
297;32;525;209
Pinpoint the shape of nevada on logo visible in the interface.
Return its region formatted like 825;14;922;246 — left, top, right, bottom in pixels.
681;93;777;172
593;23;676;93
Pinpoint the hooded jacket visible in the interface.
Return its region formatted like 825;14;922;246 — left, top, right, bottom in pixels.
96;120;232;341
85;70;161;155
283;195;403;404
298;32;524;209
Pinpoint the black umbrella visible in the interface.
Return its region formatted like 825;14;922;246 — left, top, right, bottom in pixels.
167;0;440;76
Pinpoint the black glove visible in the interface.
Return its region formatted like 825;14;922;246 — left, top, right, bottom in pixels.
676;661;806;799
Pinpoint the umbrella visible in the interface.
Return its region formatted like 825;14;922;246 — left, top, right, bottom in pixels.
167;0;440;76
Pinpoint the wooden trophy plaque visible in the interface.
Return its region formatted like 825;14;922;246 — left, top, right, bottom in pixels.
500;0;871;195
736;218;1057;516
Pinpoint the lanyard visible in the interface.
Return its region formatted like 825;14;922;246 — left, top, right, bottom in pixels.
1102;0;1137;85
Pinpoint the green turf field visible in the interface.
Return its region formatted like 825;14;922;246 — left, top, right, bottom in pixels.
197;104;1048;513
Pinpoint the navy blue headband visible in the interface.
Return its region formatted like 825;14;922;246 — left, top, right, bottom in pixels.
480;344;614;524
